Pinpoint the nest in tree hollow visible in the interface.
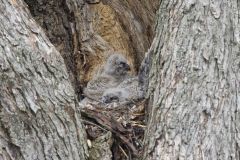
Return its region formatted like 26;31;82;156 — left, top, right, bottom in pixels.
79;100;146;160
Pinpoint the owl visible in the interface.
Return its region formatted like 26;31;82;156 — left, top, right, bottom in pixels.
83;53;131;102
103;53;131;79
101;77;143;105
101;88;129;104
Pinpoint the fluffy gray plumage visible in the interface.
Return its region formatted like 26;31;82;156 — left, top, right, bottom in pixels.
101;88;129;104
103;53;131;79
83;53;131;102
118;77;143;100
101;77;143;105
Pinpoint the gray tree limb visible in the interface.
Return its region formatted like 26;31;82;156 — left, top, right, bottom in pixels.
0;1;88;159
144;0;240;159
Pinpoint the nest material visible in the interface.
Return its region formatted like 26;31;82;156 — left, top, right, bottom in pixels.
79;100;146;160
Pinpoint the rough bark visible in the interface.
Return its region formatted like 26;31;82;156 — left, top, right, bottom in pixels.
0;1;88;159
144;0;240;159
24;0;83;99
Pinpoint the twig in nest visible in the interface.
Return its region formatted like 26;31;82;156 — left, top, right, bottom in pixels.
81;119;108;132
131;124;146;128
80;108;139;156
119;145;129;159
131;113;145;116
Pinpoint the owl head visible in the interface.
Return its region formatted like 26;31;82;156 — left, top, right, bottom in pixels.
104;53;130;78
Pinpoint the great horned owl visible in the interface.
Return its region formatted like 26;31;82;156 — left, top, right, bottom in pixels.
101;77;143;105
101;88;129;104
103;53;130;79
83;53;131;102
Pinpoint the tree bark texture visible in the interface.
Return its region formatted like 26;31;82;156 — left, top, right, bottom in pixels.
144;0;240;159
0;1;88;159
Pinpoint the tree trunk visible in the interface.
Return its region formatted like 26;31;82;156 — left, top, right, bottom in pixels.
0;0;160;159
0;1;88;159
144;0;240;159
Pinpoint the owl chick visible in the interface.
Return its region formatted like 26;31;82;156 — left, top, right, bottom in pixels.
118;77;144;100
83;53;131;102
101;88;130;104
101;77;143;105
103;53;131;79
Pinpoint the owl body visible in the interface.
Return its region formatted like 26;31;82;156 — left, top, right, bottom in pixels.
118;77;143;101
83;73;121;101
101;88;130;104
101;77;143;105
82;53;131;102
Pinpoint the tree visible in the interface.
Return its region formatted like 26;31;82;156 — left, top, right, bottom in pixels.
0;0;88;159
0;0;158;159
4;0;238;159
143;0;240;159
